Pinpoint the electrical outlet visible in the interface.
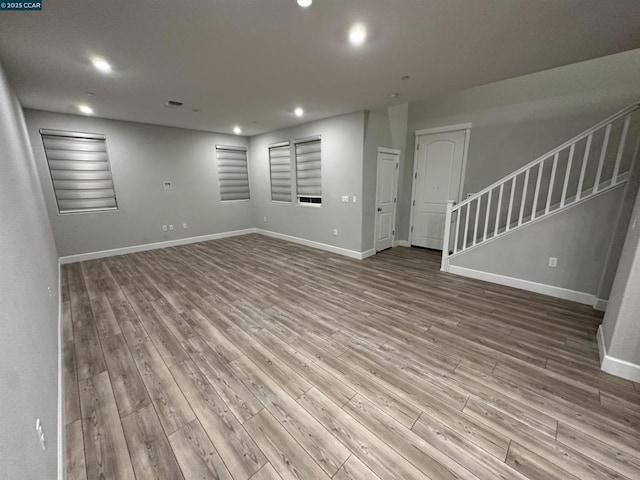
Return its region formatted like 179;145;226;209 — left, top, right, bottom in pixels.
341;195;349;203
163;181;172;190
162;225;167;232
333;229;338;236
548;257;558;268
263;216;268;222
169;224;174;231
183;223;188;229
352;196;357;203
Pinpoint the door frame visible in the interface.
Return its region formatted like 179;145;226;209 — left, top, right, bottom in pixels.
374;146;401;252
409;123;472;246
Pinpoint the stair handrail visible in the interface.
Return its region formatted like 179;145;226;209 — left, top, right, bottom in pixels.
452;102;640;212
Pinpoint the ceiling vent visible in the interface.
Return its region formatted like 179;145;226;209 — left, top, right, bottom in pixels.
165;100;184;108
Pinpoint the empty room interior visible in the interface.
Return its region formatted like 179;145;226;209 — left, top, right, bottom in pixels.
3;1;640;479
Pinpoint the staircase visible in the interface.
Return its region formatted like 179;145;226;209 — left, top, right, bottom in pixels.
441;102;640;271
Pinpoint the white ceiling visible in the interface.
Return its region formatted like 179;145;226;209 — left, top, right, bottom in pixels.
1;0;640;136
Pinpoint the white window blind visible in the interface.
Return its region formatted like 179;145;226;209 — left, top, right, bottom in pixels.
295;137;321;203
269;142;291;202
216;145;250;201
40;129;118;214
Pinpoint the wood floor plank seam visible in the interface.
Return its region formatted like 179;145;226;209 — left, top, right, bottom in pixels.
62;235;640;480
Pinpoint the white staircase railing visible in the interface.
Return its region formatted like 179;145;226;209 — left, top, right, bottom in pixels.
441;102;640;271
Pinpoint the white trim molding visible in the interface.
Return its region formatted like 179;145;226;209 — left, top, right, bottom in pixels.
59;228;257;264
597;326;640;382
393;240;411;247
361;248;376;259
57;261;64;480
256;229;371;260
377;146;401;155
593;298;608;312
415;123;473;137
448;265;598;306
59;228;386;266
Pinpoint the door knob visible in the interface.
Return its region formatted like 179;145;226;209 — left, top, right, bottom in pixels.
377;208;382;212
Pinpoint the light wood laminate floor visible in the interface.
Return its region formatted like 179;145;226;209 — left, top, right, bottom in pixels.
62;234;640;480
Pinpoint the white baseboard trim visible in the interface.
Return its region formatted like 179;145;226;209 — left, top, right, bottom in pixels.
448;265;597;306
393;240;411;247
255;229;369;260
57;261;64;480
59;227;376;264
593;298;608;312
361;249;376;259
597;325;640;382
59;228;257;264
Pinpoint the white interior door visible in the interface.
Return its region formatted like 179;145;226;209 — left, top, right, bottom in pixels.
375;149;399;251
411;130;465;250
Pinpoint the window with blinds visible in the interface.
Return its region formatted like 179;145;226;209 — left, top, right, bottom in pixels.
295;137;321;204
40;129;118;214
269;142;291;202
216;145;250;201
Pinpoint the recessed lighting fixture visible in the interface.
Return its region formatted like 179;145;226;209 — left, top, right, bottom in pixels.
91;57;112;74
294;107;304;117
348;23;367;46
233;125;242;135
78;104;94;115
401;75;410;80
389;93;399;98
85;92;95;96
297;0;313;7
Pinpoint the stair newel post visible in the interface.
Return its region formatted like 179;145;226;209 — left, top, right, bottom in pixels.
441;200;455;272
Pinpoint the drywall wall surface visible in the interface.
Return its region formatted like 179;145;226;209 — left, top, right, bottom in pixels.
24;109;252;257
362;104;408;251
249;111;366;252
601;186;640;364
596;150;640;300
450;188;623;295
397;48;640;242
0;62;59;478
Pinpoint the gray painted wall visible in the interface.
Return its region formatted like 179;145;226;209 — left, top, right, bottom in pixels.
450;188;624;296
602;186;640;365
249;111;365;253
398;48;640;243
25;109;252;257
362;104;408;252
0;63;59;478
395;49;640;298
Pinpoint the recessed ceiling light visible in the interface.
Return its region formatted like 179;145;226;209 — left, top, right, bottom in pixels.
233;126;242;135
294;107;304;117
91;57;112;73
389;93;399;98
78;104;94;115
85;92;95;96
348;23;367;46
297;0;313;7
